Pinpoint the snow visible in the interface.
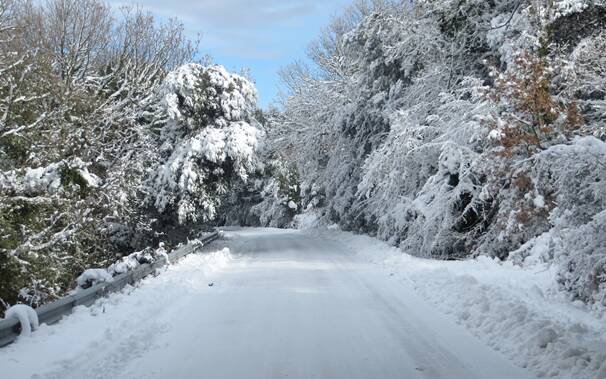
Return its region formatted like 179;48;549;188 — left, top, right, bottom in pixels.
108;256;140;276
294;211;322;229
225;121;259;176
155;243;170;265
161;64;257;125
73;240;172;293
1;230;532;378
489;129;504;141
162;64;199;121
322;229;606;379
287;200;298;210
76;269;114;289
22;165;62;193
510;232;553;266
1;228;604;378
150;63;260;225
106;247;164;276
552;0;591;19
0;163;62;194
77;168;101;188
4;304;39;337
534;195;546;208
0;246;233;378
0;159;102;195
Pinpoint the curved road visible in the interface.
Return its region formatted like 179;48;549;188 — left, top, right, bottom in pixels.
1;228;533;379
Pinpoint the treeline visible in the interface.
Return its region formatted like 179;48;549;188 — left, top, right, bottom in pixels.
2;0;605;313
0;0;261;312
268;0;606;306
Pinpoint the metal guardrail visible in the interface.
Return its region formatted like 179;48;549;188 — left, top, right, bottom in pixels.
0;232;220;347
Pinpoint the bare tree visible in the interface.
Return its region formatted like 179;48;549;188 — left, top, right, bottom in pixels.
18;0;112;86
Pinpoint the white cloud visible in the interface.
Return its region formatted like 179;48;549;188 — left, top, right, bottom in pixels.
108;0;351;105
109;0;336;60
111;0;321;29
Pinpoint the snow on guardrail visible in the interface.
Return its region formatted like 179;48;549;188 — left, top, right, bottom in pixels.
0;232;220;347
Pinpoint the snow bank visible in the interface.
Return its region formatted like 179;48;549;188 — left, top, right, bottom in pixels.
4;305;39;336
294;211;322;230
77;245;176;291
106;245;169;277
155;243;170;266
319;230;606;379
76;269;114;289
0;247;233;378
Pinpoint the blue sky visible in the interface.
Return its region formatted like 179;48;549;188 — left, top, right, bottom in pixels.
108;0;353;109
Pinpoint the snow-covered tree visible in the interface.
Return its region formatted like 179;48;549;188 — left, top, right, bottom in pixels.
0;0;199;314
268;0;606;305
358;78;493;255
148;64;260;226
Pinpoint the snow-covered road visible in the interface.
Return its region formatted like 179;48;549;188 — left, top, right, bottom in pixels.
1;228;533;379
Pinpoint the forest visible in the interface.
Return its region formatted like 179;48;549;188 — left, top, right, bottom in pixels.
1;0;605;319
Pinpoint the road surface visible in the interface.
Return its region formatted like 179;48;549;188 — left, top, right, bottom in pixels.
1;228;533;379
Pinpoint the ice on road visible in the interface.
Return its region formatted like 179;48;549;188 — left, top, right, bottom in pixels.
1;228;533;379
